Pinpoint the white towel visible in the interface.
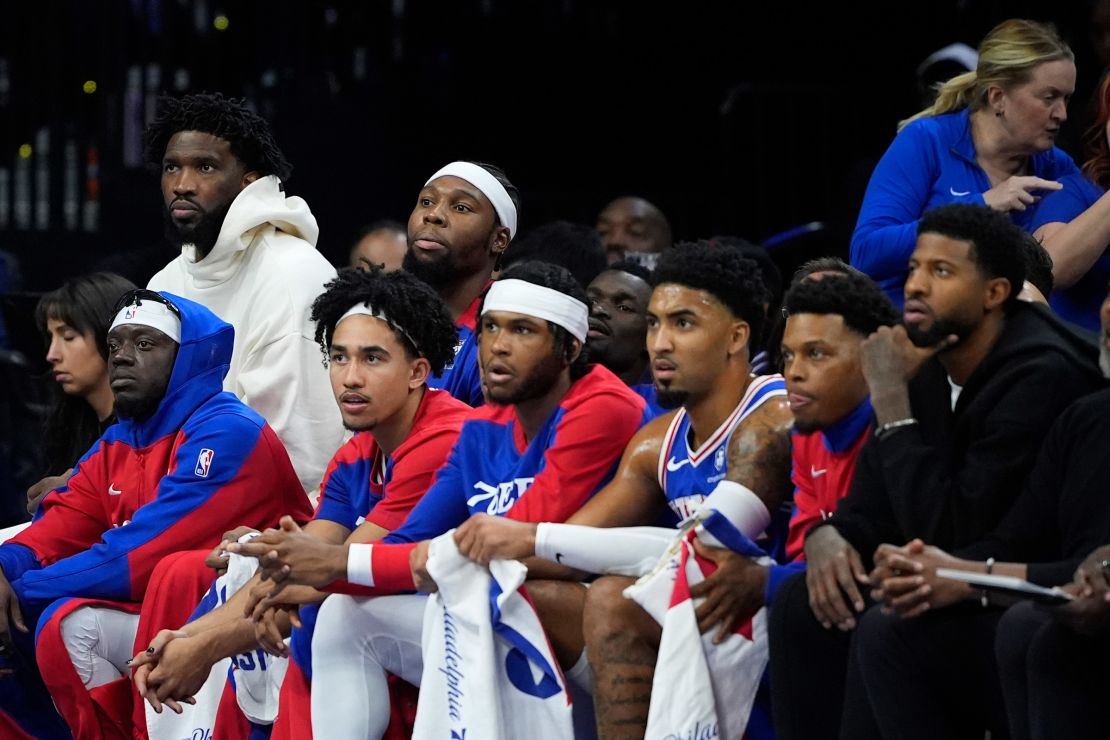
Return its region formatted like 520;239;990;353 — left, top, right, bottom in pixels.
414;531;575;740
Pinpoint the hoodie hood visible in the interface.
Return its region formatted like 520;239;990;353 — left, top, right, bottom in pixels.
118;291;235;445
179;175;319;287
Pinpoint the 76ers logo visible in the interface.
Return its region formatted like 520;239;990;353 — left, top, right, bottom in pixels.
194;448;215;477
125;306;137;319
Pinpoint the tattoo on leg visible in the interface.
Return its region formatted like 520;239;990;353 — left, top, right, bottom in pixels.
591;632;657;740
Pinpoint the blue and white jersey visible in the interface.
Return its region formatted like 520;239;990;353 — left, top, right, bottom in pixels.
656;374;787;522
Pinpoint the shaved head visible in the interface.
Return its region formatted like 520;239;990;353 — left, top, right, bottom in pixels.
596;195;672;263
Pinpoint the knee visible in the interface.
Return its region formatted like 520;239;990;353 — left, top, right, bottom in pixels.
853;604;899;655
995;602;1043;673
769;571;814;638
582;576;651;647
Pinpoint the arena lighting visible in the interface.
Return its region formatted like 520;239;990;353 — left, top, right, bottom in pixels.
17;144;31;159
213;14;230;31
82;80;97;94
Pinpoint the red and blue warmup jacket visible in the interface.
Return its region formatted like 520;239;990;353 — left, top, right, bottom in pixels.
0;292;312;739
766;398;872;602
329;364;649;593
428;294;484;407
0;291;311;609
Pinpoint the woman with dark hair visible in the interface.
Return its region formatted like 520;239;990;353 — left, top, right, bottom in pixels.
26;272;136;513
1028;72;1110;330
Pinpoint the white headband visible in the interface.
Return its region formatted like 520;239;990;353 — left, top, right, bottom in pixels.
483;279;589;343
337;303;420;354
425;161;518;238
109;301;182;343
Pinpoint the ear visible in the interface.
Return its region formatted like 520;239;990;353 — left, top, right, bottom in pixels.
489;225;511;257
242;171;261;187
726;320;751;359
983;277;1012;311
564;336;583;366
985;85;1006;114
409;357;432;390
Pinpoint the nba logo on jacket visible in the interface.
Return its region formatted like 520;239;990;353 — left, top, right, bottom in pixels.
194;448;215;477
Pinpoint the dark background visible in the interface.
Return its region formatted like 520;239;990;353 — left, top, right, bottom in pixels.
1;0;1107;356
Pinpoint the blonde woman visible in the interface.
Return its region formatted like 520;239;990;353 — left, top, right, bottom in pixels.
852;19;1079;306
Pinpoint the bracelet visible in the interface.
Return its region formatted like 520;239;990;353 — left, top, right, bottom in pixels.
981;557;996;608
876;417;917;440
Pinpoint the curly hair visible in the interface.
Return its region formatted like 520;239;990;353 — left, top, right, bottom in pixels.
651;240;769;344
478;260;591;380
783;271;899;336
918;203;1026;308
144;92;293;182
310;267;458;374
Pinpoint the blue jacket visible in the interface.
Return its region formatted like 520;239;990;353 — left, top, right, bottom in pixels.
850;109;1083;305
1029;173;1110;331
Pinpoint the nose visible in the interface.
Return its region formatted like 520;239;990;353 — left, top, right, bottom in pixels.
111;342;136;367
170;168;197;197
46;336;63;365
904;266;927;299
1053;99;1067;123
590;299;610;320
423;201;446;225
784;355;804;382
648;324;673;354
341;360;364;389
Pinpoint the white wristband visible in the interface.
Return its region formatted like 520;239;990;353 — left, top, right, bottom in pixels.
696;480;770;543
346;543;375;587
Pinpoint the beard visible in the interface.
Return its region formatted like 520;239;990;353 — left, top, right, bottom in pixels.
163;200;233;260
655;388;690;410
905;314;974;348
402;248;458;290
487;352;566;406
113;393;161;422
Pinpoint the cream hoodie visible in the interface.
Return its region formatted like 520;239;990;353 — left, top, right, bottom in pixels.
149;176;342;494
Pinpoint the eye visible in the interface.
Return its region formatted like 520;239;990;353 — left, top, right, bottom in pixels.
677;318;692;328
453;203;472;213
107;341;120;353
420;197;433;207
62;333;78;342
200;163;215;173
617;303;635;313
330;352;347;364
514;325;533;335
646;316;658;329
482;320;498;333
365;354;382;364
808;348;827;360
163;163;178;173
137;339;152;350
781;350;793;363
934;265;950;277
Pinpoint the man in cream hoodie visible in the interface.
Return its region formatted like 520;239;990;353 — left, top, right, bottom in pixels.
145;93;342;495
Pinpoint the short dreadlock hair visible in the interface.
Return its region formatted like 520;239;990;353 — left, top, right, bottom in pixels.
783;271;899;337
144;92;293;182
652;240;769;345
310;267;459;374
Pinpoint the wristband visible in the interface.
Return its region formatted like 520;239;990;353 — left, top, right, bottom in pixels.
876;418;917;440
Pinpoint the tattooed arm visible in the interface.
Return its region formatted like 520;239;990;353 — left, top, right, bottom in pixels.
688;395;794;641
724;395;795;513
